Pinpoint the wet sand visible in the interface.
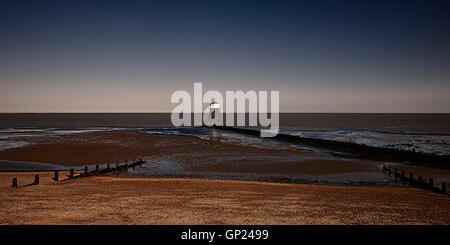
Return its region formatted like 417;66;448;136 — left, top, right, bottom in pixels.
188;158;373;176
0;130;184;166
0;172;449;224
0;129;376;176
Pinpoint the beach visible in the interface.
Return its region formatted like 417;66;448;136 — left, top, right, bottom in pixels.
1;172;449;225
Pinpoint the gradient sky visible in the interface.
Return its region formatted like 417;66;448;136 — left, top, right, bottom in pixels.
1;0;449;112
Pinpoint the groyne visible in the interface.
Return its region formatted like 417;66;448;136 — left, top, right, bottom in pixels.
214;126;450;170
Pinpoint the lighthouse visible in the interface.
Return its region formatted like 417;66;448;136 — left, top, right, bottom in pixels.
206;98;220;127
207;98;222;145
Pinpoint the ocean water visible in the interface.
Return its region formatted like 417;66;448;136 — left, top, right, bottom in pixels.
279;128;450;155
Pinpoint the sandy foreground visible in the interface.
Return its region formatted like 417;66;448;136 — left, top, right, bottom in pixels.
0;172;449;225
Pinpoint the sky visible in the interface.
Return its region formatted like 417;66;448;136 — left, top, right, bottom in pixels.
1;0;449;112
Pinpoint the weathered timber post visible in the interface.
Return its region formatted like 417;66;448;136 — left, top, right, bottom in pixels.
96;165;99;174
388;167;391;177
33;174;39;185
53;171;59;181
12;178;17;187
69;168;74;178
116;162;119;169
84;166;88;175
429;178;434;186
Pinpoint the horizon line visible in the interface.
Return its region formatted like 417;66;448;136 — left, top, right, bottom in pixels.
1;112;450;114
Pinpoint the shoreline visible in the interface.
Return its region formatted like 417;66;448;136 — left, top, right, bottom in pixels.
1;129;450;186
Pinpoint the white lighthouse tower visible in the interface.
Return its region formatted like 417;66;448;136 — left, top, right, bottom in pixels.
206;98;220;127
207;98;222;150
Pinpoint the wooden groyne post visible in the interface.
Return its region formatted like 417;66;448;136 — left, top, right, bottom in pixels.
84;166;88;175
96;165;99;175
33;174;39;185
418;176;423;183
12;178;17;187
69;168;74;178
52;171;59;181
